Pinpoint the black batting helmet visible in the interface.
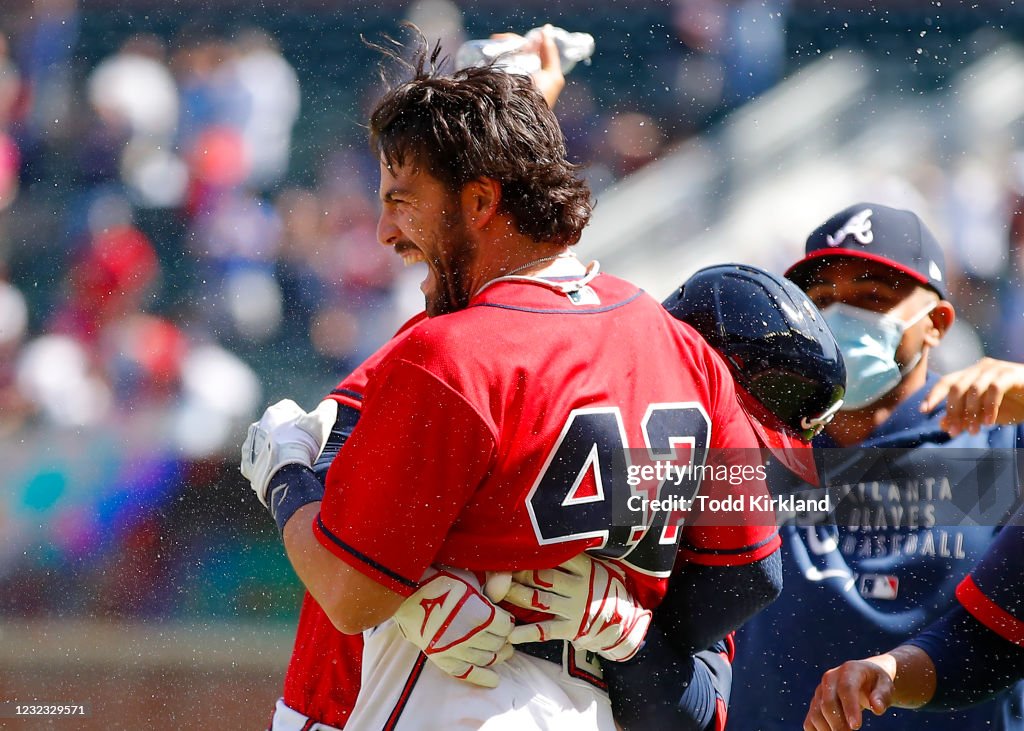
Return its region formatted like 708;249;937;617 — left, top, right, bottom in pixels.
663;264;846;484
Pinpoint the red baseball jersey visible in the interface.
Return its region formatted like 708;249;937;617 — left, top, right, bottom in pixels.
281;312;426;729
315;273;778;610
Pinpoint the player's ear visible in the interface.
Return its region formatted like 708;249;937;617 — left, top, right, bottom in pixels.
925;300;955;346
461;177;501;230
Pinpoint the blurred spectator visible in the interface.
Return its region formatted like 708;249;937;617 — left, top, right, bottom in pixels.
15;332;113;427
661;0;789;136
406;0;465;65
275;186;334;345
1002;153;1024;361
720;0;790;106
231;28;300;190
173;339;262;458
602;111;665;177
183;124;249;215
87;35;178;150
50;199;159;343
172;34;228;154
16;0;79;145
87;34;184;207
666;0;728;133
274;183;400;370
186;187;284;342
548;83;611;190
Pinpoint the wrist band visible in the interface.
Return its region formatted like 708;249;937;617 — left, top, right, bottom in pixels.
269;463;326;535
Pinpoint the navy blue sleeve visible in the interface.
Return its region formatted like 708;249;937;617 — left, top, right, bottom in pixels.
604;549;782;729
907;603;1024;710
657;547;784;654
312;403;362;481
605;625;732;731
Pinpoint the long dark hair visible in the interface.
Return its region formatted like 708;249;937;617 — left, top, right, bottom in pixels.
369;36;593;246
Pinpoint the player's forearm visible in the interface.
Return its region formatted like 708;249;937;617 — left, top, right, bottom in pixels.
283;499;404;633
283;501;353;630
868;646;937;709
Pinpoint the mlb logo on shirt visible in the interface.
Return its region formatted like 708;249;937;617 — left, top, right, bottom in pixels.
858;574;899;600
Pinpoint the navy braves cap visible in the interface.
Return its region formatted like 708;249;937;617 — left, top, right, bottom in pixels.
785;203;948;300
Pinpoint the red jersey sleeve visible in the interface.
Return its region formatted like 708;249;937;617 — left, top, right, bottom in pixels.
314;357;497;596
678;345;781;567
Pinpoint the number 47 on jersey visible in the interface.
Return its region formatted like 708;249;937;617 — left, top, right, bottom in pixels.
527;403;711;577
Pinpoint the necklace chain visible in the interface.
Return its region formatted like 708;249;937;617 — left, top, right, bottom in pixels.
503;252;573;277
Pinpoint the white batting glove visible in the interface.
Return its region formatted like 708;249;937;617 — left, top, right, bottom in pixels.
493;554;652;662
240;399;338;506
394;569;516;688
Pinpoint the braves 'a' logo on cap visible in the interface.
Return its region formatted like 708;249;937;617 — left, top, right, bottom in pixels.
826;208;874;247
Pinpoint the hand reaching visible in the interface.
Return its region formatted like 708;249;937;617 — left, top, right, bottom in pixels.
921;357;1024;435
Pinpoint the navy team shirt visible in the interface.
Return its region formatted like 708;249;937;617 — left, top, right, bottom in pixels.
730;375;1024;730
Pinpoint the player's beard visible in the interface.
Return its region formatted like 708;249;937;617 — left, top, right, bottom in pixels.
424;207;478;317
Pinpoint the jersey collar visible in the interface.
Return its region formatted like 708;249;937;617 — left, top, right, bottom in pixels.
472;256;603;305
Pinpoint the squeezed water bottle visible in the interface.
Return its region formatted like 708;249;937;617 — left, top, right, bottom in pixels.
455;26;595;77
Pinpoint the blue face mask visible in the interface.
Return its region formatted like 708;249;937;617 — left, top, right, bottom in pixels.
821;303;934;411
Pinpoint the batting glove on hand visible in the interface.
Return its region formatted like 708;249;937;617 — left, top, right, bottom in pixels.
490;554;652;662
394;569;516;688
240;399;338;506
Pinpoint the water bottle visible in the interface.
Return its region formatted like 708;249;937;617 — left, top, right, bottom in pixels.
455;26;595;77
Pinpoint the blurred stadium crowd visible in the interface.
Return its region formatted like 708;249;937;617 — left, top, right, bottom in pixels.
2;0;1024;621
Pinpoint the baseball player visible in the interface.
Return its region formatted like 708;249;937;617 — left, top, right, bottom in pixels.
573;262;847;730
239;32;784;729
730;202;1024;731
244;263;847;730
261;30;575;729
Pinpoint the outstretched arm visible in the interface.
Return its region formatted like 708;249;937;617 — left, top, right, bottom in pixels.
488;25;566;108
803;646;935;731
803;603;1024;730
